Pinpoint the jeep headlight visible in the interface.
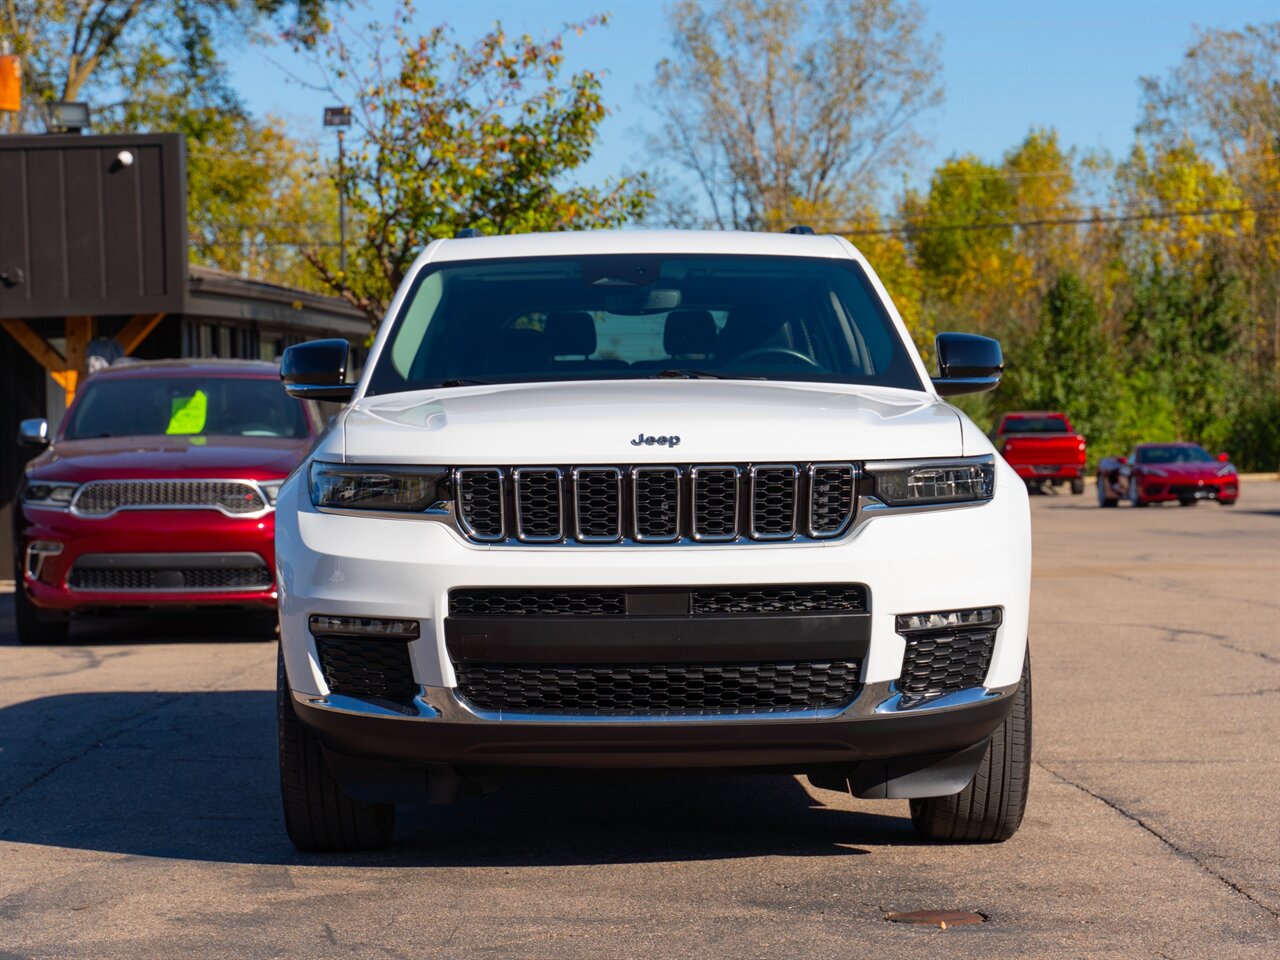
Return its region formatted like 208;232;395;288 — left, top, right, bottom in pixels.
310;463;451;512
864;455;995;506
23;482;79;508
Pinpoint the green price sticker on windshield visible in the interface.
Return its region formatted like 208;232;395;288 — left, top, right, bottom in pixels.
166;390;208;435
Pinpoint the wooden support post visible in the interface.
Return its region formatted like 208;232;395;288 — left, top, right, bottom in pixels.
0;319;67;372
62;315;94;405
114;312;165;356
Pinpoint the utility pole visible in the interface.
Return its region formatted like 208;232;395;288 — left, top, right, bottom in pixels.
323;106;353;277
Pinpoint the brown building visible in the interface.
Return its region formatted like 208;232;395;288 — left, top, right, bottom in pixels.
1;132;366;567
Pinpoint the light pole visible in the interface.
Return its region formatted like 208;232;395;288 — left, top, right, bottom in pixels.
323;106;352;276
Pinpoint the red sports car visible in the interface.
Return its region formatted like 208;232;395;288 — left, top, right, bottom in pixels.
1096;442;1239;509
13;359;325;644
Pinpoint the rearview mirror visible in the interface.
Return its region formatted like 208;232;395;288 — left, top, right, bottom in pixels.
932;333;1003;396
281;339;355;401
17;418;49;447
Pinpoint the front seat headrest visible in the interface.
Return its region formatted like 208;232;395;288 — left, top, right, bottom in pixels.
663;310;717;357
545;311;597;358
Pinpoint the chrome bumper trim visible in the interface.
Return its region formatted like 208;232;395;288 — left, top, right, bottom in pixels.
295;679;1020;726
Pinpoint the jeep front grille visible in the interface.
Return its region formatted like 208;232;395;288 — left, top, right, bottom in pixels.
455;660;862;716
454;462;857;545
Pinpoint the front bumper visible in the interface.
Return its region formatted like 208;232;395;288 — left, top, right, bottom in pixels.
1011;463;1084;481
19;506;278;611
294;679;1017;772
276;458;1031;774
1140;476;1238;502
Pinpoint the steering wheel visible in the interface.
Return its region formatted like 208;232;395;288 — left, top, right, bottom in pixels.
722;347;824;372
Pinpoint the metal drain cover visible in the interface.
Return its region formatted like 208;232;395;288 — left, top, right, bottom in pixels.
886;910;986;927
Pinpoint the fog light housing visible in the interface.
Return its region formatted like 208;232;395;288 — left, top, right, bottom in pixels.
308;614;420;640
896;607;1001;634
24;540;63;581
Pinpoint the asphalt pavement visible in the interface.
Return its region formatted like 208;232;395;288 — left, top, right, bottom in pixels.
1;483;1278;959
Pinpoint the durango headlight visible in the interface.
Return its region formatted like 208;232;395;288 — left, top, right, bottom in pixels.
864;455;995;506
310;463;451;512
23;482;79;508
259;481;284;505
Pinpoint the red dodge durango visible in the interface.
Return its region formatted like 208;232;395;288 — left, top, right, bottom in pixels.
13;359;324;644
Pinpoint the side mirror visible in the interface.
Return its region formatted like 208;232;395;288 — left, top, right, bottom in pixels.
18;418;49;447
1217;452;1230;463
932;333;1003;396
281;339;356;401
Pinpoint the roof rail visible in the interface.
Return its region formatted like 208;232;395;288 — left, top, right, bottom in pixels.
784;225;815;235
454;228;481;239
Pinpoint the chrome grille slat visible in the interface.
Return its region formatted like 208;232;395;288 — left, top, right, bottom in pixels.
807;464;857;537
455;468;506;541
573;467;622;542
632;466;681;542
513;468;564;542
450;462;856;545
72;479;265;516
690;466;739;541
749;465;799;539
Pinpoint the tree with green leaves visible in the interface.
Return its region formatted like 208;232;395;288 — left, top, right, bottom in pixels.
0;0;333;130
648;0;941;230
300;3;650;327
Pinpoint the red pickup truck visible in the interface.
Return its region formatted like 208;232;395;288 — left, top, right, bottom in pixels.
994;412;1087;494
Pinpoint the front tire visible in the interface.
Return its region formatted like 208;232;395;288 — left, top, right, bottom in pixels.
13;583;70;645
1130;481;1149;507
1097;474;1118;508
910;654;1032;843
277;649;395;852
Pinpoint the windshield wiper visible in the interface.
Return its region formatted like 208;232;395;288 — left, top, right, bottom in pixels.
649;369;764;380
432;378;491;388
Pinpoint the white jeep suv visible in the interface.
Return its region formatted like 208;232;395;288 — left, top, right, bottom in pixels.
275;229;1031;851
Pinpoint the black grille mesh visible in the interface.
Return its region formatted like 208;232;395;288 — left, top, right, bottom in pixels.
69;564;271;591
74;480;264;515
457;469;505;539
634;468;680;540
515;469;562;540
692;468;738;539
574;469;621;540
451;589;627;617
455;660;861;715
315;637;417;701
898;629;995;706
809;466;856;535
690;585;867;615
751;466;798;537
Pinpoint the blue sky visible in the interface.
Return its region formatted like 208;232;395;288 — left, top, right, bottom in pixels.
230;0;1276;204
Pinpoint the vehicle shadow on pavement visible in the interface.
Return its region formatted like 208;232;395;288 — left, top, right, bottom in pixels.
0;690;922;867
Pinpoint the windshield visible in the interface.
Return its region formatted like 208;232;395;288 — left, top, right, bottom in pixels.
63;376;311;440
1002;416;1069;434
365;254;923;395
1136;445;1213;464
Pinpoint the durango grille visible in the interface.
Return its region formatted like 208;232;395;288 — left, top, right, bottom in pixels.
453;463;857;545
68;554;272;592
454;660;862;716
73;479;266;516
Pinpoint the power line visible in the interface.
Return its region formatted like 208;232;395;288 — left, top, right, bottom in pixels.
838;204;1277;237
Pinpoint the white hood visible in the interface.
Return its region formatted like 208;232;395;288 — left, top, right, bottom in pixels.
335;380;963;464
